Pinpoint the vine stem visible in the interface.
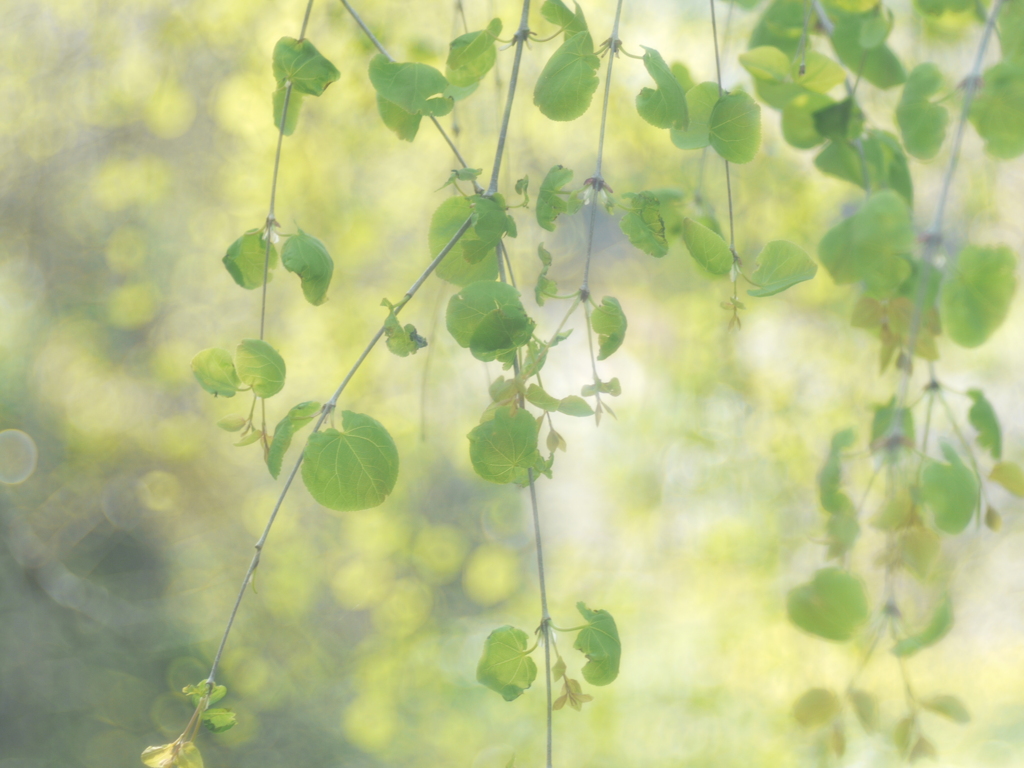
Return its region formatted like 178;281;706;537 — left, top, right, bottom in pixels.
204;216;473;686
259;0;317;341
708;0;738;274
485;0;532;196
894;0;1005;418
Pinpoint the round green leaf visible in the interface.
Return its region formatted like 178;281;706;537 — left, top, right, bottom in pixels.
922;695;970;724
446;19;501;88
670;82;720;150
533;31;600;121
787;567;869;641
682;217;732;275
376;94;421;141
272;85;302;136
897;64;948;160
301;411;400;511
967;389;1001;460
282;230;333;306
971;62;1024;158
590;296;627;361
793;688;841;728
636;46;689;129
709;91;761;164
368;55;453;117
476;625;538;701
267;401;321;479
794;52;847;92
573;602;621;686
447;281;534;362
234;339;286;399
940;245;1017;348
619;192;668;257
991;461;1024;496
921;443;978;534
429;197;498;285
272;37;340;97
747;240;817;297
191;348;242;397
467;406;541;484
223;230;277;290
739;46;791;82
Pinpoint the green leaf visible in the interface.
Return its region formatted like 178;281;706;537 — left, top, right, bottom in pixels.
368;55;454;117
182;682;226;707
533;31;601;121
896;64;948;160
476;625;538;701
558;396;594;417
739;46;791;82
991;462;1024;496
446;18;501;88
191;348;242;398
535;244;558;305
536;165;582;231
465;195;514;264
922;695;970;724
848;689;879;732
813;131;913;206
819;428;856;515
223;230;277;290
967;389;1002;460
892;594;953;656
382;302;428;358
812;98;864;142
940;245;1017;348
831;10;906;90
272;84;302;136
749;0;806;58
902;526;940;579
619;191;668;257
429;197;499;285
446;281;535;363
281;230;333;306
1000;0;1024;65
301;412;399;511
921;443;978;534
871;396;915;447
216;414;247;432
141;743;176;768
747;240;817;296
636;47;689;130
540;0;588;40
272;38;340;96
793;688;841;728
781;92;835;149
817;191;914;298
177;742;203;768
573;602;621;685
202;708;237;733
709;91;761;163
591;296;627;361
525;383;562;411
267;401;320;479
787;567;869;641
682;217;733;275
670;82;720;150
467;406;541;484
671;62;696;93
794;52;847;92
376;94;421;141
234;339;286;399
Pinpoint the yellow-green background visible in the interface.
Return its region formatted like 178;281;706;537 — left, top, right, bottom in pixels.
2;0;1023;766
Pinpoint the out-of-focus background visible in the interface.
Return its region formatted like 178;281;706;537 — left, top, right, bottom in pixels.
2;0;1024;766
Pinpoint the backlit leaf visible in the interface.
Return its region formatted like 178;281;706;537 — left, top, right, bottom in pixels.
709;91;761;163
922;695;970;724
267;401;320;479
272;85;302;136
892;593;953;656
202;708;237;733
446;19;501;88
272;37;340;96
376;94;421;141
682;217;733;275
368;55;453;117
537;165;582;231
540;0;588;39
747;240;817;297
301;412;399;511
533;32;600;121
476;625;538;701
971;61;1024;158
990;462;1024;496
636;46;688;129
429;197;498;285
619;191;667;257
967;389;1001;460
191;348;242;398
591;296;627;361
447;281;535;363
282;230;333;305
573;602;621;685
670;82;720;150
897;64;948;160
223;230;277;290
234;339;286;399
831;10;906;89
787;567;869;641
467;406;541;484
940;245;1017;348
739;46;791;82
793;688;841;728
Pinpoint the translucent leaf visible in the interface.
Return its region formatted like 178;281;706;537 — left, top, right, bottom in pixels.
526;383;561;411
619;192;667;257
446;281;535;363
670;82;720;150
940;245;1017;348
967;389;1001;460
814;131;913;206
902;526;940;579
749;0;806;58
558;396;594;417
216;414;247;432
467;406;541;484
709;91;761;163
871;397;915;449
829;0;880;12
191;348;241;398
892;593;953;656
671;62;696;93
476;625;538;700
301;412;399;511
382;302;427;358
465;195;514;264
202;708;237;733
793;688;841;728
267;401;320;479
272;85;302;136
991;462;1024;496
818;191;914;298
181;682;226;707
177;743;203;768
591;296;627;361
848;688;878;732
573;602;621;685
781;92;834;149
272;38;340;96
747;240;817;297
376;94;421;141
533;31;601;121
794;52;847;92
682;217;732;275
636;46;689;129
234;339;286;399
970;62;1024;157
536;165;581;231
141;743;176;767
787;567;869;641
368;55;454;117
282;230;333;305
812;98;864;141
739;46;791;82
831;10;906;89
819;428;856;515
535;244;558;305
1000;0;1024;65
540;0;588;39
428;197;498;285
223;230;277;290
921;695;970;724
897;64;948;160
446;18;501;88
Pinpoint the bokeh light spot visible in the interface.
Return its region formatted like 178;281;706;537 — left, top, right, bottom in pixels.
0;428;38;484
